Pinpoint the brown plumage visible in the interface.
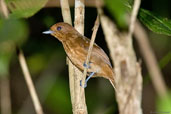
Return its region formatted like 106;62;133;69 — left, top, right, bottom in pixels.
43;22;116;89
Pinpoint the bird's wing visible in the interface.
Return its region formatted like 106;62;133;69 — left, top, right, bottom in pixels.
92;44;112;67
82;37;112;67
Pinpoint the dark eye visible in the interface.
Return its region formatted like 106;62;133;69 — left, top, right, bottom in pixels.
57;26;62;31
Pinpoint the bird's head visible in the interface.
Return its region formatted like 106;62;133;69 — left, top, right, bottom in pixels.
43;22;79;42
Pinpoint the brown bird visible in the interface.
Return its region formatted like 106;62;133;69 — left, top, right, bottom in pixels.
43;22;116;89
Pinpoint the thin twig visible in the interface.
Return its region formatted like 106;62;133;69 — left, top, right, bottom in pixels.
18;49;43;114
128;0;141;39
18;54;65;114
134;21;168;97
82;15;100;87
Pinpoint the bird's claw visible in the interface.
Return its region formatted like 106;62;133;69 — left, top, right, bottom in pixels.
80;80;87;88
80;72;95;88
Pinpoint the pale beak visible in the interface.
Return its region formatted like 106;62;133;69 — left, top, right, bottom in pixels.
42;30;54;34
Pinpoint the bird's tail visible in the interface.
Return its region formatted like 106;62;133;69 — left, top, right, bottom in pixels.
109;79;117;92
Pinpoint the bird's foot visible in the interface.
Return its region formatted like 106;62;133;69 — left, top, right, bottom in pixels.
80;72;95;88
80;80;87;88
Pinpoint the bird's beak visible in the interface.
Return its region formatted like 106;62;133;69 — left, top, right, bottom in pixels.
42;30;54;34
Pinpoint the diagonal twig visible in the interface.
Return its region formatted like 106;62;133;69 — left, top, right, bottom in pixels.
18;49;43;114
82;15;100;88
134;21;168;97
128;0;141;39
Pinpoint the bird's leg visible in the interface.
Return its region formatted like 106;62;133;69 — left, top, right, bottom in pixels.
80;61;94;88
80;72;95;88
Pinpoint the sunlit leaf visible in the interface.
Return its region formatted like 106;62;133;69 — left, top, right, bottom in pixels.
5;0;48;18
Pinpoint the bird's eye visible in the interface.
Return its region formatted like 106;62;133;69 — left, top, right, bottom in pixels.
57;26;62;31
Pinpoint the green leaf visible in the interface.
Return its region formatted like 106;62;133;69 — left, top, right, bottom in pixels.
5;0;48;18
0;18;28;44
156;91;171;112
0;18;28;77
27;53;47;75
159;52;171;69
0;50;13;76
138;8;171;36
45;78;71;114
104;0;128;28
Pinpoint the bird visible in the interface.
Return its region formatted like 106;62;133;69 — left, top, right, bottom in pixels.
43;22;116;90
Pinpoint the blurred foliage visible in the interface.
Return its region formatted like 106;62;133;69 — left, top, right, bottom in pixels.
106;0;171;36
156;91;171;112
5;0;48;18
45;77;71;114
159;52;171;69
0;49;13;76
0;18;28;77
143;52;171;86
43;16;56;28
27;53;48;75
138;9;171;36
0;18;28;43
104;0;128;28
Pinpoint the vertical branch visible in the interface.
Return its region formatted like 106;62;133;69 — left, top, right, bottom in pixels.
82;16;100;89
99;0;143;113
60;0;87;114
134;21;168;97
18;49;43;114
60;0;72;25
74;0;85;34
73;0;88;114
59;0;75;109
128;0;141;39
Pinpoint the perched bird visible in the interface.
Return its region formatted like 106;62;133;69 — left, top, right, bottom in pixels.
43;22;116;89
